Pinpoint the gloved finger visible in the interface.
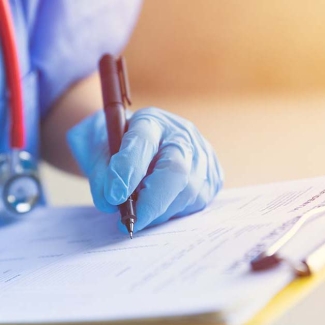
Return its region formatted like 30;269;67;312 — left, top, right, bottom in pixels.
117;167;221;234
145;145;223;228
67;111;108;176
202;138;224;197
104;116;163;205
149;172;223;229
175;178;221;218
147;178;205;227
117;170;194;234
88;151;118;213
67;112;117;213
145;147;208;227
131;142;194;232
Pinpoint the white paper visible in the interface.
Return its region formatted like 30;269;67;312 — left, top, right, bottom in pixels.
1;177;325;324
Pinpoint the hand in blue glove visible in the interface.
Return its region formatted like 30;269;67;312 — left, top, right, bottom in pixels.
67;107;223;233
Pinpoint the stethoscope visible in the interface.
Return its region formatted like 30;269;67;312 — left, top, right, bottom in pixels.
0;0;41;214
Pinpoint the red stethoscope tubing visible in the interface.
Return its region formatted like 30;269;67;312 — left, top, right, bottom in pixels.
0;0;25;149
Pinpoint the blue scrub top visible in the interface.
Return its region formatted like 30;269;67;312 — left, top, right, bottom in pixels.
0;0;142;158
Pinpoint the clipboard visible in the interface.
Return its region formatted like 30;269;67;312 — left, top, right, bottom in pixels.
247;264;325;325
246;206;325;324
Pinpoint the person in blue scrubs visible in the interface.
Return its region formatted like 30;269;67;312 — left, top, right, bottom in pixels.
0;0;223;232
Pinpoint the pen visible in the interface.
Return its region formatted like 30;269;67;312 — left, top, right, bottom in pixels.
99;54;137;239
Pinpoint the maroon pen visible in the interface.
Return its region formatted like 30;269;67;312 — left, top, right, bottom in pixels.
99;54;137;239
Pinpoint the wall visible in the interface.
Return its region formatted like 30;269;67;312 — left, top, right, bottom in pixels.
125;0;325;97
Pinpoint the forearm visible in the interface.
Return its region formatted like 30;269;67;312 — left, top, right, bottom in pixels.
40;72;103;175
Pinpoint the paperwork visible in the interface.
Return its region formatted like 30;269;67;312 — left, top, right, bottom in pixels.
1;177;325;324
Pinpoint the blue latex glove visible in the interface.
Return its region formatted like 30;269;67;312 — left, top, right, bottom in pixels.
67;107;223;233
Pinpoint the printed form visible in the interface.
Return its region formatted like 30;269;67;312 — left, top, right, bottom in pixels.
1;177;325;324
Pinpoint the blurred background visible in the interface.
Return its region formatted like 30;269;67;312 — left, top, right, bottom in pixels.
125;0;325;96
42;0;325;205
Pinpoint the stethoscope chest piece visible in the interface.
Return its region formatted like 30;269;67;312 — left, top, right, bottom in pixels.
0;150;42;214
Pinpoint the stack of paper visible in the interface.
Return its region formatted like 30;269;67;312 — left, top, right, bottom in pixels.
1;177;325;324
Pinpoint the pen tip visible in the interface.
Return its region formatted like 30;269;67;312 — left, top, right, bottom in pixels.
125;219;134;239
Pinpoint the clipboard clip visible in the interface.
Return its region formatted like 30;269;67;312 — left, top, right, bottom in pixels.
251;205;325;277
116;57;132;107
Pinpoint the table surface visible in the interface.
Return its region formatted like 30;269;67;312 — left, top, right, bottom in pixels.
42;92;325;324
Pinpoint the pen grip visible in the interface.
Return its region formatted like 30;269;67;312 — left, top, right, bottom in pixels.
104;103;126;155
